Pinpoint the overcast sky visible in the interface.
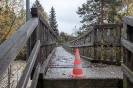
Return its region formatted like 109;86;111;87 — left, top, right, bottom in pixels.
30;0;86;35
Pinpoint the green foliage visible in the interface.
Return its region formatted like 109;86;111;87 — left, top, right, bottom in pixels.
0;0;26;44
77;30;84;37
105;0;122;23
49;7;59;36
58;32;75;45
77;0;122;30
76;0;101;29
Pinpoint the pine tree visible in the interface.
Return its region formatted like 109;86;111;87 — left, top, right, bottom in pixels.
77;0;121;30
105;0;121;23
77;0;101;30
49;7;59;35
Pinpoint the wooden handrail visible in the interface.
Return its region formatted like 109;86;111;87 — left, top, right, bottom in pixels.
68;43;93;48
123;16;133;27
121;37;133;53
121;64;133;83
30;63;41;88
0;18;38;81
16;40;40;88
41;41;56;47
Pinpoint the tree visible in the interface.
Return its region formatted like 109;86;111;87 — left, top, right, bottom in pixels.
0;0;26;43
32;0;49;22
104;0;121;23
0;0;26;60
58;32;75;45
77;0;101;30
119;0;133;16
49;7;59;36
77;0;121;30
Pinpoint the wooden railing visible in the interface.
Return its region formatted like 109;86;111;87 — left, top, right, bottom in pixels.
0;8;57;88
121;16;133;88
63;24;122;65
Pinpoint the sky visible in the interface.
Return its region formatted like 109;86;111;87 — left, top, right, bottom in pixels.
30;0;86;35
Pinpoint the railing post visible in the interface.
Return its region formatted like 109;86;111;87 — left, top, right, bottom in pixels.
93;26;97;60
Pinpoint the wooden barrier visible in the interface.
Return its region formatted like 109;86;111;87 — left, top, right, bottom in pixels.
30;63;41;88
122;16;133;88
16;40;40;88
0;8;57;88
31;8;57;68
63;24;122;65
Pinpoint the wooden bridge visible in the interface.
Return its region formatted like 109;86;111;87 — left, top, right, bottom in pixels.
0;8;133;88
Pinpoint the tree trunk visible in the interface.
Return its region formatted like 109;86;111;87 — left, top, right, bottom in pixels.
100;0;104;24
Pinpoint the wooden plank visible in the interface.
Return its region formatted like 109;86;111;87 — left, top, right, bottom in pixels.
16;40;40;88
103;46;107;61
109;46;113;61
123;23;128;39
103;29;108;42
69;43;93;48
115;47;120;62
121;64;133;83
41;41;56;46
85;34;91;43
109;29;114;42
84;47;86;56
95;42;121;46
94;24;122;29
0;18;38;80
113;47;117;62
30;63;41;88
97;29;102;42
40;48;56;75
123;16;133;27
121;37;133;53
96;46;101;60
116;26;121;43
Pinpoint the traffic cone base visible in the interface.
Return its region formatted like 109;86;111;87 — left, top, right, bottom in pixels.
73;69;83;74
71;72;85;78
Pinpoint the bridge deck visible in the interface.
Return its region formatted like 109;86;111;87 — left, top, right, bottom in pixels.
44;47;122;79
42;47;123;88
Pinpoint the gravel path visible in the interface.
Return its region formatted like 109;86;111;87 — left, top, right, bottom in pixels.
44;47;123;79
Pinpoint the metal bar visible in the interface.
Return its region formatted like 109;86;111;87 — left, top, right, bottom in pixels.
26;0;30;61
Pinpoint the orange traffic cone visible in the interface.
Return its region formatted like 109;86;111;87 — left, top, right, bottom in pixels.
70;49;85;78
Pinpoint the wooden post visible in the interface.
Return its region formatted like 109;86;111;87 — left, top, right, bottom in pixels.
122;16;133;88
93;26;97;60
